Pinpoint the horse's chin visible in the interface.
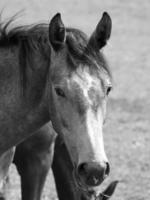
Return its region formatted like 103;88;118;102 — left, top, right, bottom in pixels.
72;169;101;197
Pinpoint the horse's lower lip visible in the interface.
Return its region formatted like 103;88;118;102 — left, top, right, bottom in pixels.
73;171;105;200
73;169;88;191
73;169;99;194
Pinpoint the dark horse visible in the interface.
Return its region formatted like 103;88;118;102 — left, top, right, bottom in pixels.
0;11;113;197
12;125;118;200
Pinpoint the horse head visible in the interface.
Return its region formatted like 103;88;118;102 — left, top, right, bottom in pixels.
48;12;112;193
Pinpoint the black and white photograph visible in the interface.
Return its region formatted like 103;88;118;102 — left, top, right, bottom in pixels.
0;1;149;200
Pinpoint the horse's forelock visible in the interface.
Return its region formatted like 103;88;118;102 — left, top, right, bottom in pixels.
65;28;111;78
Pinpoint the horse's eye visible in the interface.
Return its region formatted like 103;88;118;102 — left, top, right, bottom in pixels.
55;87;66;98
106;86;112;96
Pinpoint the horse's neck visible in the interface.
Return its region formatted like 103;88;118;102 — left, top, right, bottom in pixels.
0;46;50;155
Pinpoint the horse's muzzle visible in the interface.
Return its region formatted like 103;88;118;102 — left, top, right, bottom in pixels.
77;161;110;187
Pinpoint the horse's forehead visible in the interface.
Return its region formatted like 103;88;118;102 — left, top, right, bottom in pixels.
68;66;104;113
71;67;100;91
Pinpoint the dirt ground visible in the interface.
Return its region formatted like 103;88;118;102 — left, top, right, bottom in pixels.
0;0;150;200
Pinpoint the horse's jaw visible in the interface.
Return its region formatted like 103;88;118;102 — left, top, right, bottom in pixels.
77;180;118;200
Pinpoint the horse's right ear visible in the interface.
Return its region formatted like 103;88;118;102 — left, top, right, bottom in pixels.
49;13;66;51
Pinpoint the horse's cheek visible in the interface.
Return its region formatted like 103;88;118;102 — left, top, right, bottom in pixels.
49;88;62;134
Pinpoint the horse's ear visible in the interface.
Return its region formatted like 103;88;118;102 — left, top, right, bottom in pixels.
49;13;66;51
89;12;112;50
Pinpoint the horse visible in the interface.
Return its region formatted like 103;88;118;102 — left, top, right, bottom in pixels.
1;124;118;200
0;11;112;196
13;128;118;200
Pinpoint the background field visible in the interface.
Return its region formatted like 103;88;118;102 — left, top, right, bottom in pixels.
0;0;150;200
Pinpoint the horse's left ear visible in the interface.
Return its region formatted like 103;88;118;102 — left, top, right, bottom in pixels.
49;13;66;51
89;12;112;50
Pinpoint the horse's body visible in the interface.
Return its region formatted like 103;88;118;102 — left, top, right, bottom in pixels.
0;124;117;200
13;123;85;200
0;12;113;196
0;31;50;154
13;123;56;200
13;125;118;200
0;21;51;183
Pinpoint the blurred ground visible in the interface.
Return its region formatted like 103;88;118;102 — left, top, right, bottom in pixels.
0;0;150;199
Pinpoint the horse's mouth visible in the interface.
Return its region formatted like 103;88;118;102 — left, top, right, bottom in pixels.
73;170;118;199
72;169;99;196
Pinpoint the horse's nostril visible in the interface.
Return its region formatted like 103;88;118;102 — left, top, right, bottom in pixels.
77;163;87;176
105;162;110;177
77;162;110;187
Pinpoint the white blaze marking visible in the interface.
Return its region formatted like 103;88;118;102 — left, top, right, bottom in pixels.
71;66;108;163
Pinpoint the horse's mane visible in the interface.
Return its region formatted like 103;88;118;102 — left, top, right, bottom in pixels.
0;16;50;56
0;15;111;78
0;16;51;104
